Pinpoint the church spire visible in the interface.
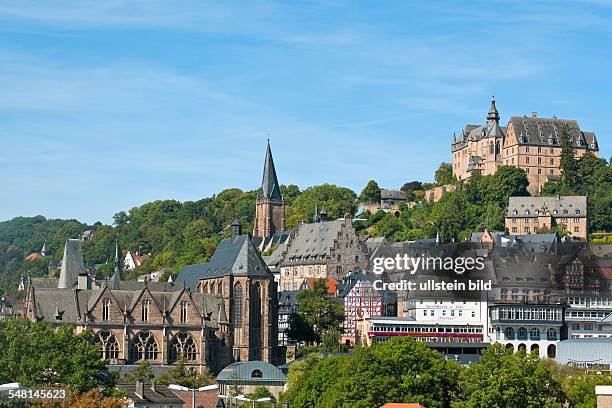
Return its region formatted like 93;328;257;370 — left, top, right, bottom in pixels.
109;239;121;289
487;95;500;126
259;140;282;201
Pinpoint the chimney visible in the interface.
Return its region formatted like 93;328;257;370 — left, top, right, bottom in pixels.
77;273;91;290
531;112;537;118
135;381;144;398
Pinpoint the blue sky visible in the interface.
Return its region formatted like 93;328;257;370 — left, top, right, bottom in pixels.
1;0;611;224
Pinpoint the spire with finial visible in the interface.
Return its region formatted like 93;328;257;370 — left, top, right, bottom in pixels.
259;140;282;201
487;94;500;126
109;239;121;289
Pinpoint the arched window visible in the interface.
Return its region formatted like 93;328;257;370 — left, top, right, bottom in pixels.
530;328;540;340
169;332;197;362
129;331;159;362
94;330;119;360
141;299;150;322
251;369;263;378
102;298;110;321
233;282;243;327
546;328;557;341
547;344;556;358
217;281;223;295
530;344;539;353
180;300;188;323
504;327;515;340
250;282;262;349
505;343;514;352
489;142;494;155
517;327;528;340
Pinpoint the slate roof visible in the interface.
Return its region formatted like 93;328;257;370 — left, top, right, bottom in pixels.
177;235;272;291
116;383;184;405
509;116;598;150
58;239;86;288
30;285;224;326
216;361;286;384
281;220;343;265
259;141;282;201
506;196;587;218
381;189;407;201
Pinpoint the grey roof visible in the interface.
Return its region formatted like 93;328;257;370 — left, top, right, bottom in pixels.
30;285;223;326
509;116;598;150
259;141;282;201
116;383;183;404
281;220;343;264
506;196;587;217
177;235;272;291
381;189;407;201
58;239;86;289
216;361;286;383
470;231;506;243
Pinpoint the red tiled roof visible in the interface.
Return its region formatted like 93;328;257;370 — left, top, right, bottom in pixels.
305;277;339;295
24;252;43;261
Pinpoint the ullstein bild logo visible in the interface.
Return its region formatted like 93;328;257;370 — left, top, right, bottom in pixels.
372;255;486;275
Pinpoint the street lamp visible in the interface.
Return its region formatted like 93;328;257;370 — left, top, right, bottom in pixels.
219;393;245;408
236;395;272;408
169;383;219;408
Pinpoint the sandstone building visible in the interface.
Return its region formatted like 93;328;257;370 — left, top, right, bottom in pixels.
277;214;369;291
451;98;599;194
505;196;588;240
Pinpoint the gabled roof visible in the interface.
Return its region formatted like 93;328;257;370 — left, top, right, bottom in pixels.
177;235;272;290
282;220;344;263
116;383;183;405
259;141;282;201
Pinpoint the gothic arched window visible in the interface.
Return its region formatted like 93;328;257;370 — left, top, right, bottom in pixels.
141;299;150;322
94;330;119;360
180;300;188;323
102;298;111;321
233;282;243;327
169;332;198;362
129;331;159;362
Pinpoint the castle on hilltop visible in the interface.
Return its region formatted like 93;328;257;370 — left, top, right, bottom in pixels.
451;97;599;194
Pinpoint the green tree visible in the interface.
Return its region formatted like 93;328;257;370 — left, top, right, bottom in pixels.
286;184;356;228
435;162;454;186
560;126;579;188
453;344;565;408
156;357;215;388
359;180;382;204
0;319;113;392
491;165;529;206
283;337;461;408
121;361;154;384
289;279;344;345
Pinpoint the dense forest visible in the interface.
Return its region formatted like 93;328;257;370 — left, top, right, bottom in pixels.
1;135;610;296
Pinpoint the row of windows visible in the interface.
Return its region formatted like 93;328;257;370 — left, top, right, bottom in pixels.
372;325;483;334
422;309;476;318
503;327;557;340
511;226;580;233
568;297;612;306
566;311;608;318
93;330;198;362
512;208;581;216
492;307;562;321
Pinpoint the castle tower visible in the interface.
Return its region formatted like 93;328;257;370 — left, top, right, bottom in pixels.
253;141;285;238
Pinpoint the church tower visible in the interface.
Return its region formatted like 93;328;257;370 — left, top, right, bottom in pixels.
253;141;285;238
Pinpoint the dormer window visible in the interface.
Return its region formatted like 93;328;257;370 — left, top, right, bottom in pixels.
525;210;530;215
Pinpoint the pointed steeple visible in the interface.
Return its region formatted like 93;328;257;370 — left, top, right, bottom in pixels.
487;95;500;126
109;239;121;289
259;140;282;201
58;239;86;289
41;242;47;257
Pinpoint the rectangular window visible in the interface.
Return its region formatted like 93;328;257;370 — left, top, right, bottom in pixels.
180;300;188;323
